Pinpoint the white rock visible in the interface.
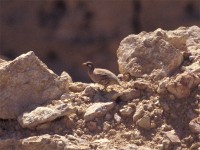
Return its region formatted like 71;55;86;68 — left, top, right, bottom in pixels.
18;103;76;129
120;105;134;116
0;51;71;119
84;102;115;121
114;113;121;123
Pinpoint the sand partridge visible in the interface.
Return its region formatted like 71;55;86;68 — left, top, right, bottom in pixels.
82;61;120;89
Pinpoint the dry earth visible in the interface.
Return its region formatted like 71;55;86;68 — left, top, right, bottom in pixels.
0;26;200;150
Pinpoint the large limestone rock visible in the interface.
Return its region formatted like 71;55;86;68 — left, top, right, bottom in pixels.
117;26;200;78
0;51;72;119
18;102;76;129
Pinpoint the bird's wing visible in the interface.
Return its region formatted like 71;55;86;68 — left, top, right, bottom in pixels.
94;68;116;77
94;68;119;84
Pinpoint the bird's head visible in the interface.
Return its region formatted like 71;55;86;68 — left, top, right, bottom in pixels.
82;61;95;71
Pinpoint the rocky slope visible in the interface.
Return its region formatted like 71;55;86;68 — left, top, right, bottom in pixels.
0;26;200;150
1;0;200;81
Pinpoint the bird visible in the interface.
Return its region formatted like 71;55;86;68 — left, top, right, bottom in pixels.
82;61;120;90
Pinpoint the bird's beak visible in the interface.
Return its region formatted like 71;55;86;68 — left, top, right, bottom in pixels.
82;63;87;66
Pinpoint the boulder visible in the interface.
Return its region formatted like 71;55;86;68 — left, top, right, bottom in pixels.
0;51;72;119
166;72;200;99
117;26;200;78
18;102;76;129
84;102;115;121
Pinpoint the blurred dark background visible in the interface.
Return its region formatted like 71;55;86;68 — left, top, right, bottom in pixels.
0;0;200;82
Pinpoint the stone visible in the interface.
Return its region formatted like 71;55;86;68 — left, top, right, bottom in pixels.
0;51;71;119
86;121;97;132
18;103;76;129
114;113;121;123
84;102;115;121
60;93;76;100
82;85;97;97
122;131;133;139
69;82;89;93
189;117;200;134
92;138;111;149
119;105;134;116
120;88;140;101
118;26;200;79
118;144;138;150
162;139;171;150
136;115;151;130
58;71;73;90
0;58;6;64
93;138;110;144
157;78;169;94
119;144;154;150
117;28;184;78
133;80;152;91
189;55;195;62
137;146;154;150
108;129;116;135
22;134;67;150
166;72;200;99
185;61;200;73
22;134;90;150
103;122;111;132
65;145;90;150
190;142;200;150
133;104;144;122
165;130;181;144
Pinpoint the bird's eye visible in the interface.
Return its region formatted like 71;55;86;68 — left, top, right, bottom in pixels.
87;64;92;68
